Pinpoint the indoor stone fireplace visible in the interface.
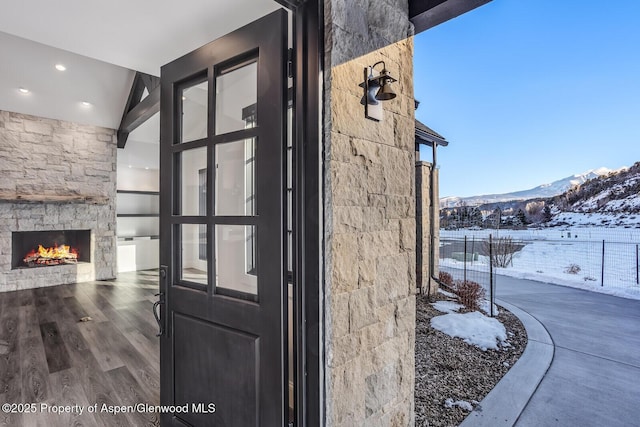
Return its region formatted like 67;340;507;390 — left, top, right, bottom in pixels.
0;110;117;291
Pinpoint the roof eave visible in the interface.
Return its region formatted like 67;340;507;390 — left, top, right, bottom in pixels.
410;0;493;34
416;130;449;147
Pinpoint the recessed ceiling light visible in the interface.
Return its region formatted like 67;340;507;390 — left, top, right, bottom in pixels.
55;64;66;71
182;96;187;101
128;165;132;169
18;87;30;94
81;101;92;107
145;167;150;170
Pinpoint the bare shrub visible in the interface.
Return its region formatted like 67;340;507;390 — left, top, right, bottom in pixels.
453;280;485;311
439;271;454;287
564;264;581;274
483;236;518;268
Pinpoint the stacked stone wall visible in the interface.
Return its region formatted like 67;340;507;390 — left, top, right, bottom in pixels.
0;110;117;291
324;1;416;424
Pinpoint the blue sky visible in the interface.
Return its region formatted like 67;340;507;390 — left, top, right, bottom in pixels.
414;0;640;198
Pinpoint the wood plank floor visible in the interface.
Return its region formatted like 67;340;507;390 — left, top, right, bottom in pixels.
0;270;160;427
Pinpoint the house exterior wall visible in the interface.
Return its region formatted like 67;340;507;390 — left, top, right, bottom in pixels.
0;110;117;291
323;1;416;425
416;161;439;295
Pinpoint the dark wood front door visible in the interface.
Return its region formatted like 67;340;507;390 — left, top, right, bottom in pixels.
158;10;288;426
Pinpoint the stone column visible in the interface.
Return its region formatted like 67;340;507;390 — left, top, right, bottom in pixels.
416;161;440;296
323;1;416;425
431;166;440;292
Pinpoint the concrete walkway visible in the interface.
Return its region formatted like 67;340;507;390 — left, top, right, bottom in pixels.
486;275;640;426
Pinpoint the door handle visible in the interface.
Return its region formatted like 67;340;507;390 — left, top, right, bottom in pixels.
153;292;165;337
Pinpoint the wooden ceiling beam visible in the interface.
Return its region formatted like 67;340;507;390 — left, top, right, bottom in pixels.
117;71;160;148
140;74;160;92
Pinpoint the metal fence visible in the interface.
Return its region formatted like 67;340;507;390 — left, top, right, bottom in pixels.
438;227;640;303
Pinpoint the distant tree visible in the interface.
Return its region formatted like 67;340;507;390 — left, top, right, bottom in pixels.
503;216;514;227
458;204;470;227
449;208;460;228
542;205;553;223
440;209;450;228
491;207;502;229
469;207;483;227
516;209;528;226
525;201;544;223
526;201;543;216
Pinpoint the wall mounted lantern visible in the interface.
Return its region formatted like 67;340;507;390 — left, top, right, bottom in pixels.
360;61;397;121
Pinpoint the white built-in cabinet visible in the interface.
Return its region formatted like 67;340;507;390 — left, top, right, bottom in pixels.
116;190;160;272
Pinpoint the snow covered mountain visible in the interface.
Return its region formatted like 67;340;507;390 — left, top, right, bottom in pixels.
554;164;639;214
441;167;615;208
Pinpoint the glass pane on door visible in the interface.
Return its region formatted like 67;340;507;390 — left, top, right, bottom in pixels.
215;139;256;216
179;224;208;286
181;81;208;143
215;61;257;135
179;147;208;216
215;224;257;297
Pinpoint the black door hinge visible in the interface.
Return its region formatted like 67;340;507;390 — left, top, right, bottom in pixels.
287;48;294;78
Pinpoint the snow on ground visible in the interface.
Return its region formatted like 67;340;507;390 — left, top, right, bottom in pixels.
550;212;640;228
479;299;499;315
435;287;497;315
431;300;464;314
440;226;640;301
433;297;498;316
441;223;640;242
438;288;456;298
430;311;507;351
441;250;640;301
444;398;473;411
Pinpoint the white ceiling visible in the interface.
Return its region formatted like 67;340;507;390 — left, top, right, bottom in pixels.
0;0;280;133
0;31;135;130
0;0;280;75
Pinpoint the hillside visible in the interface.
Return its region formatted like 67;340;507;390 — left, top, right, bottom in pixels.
441;162;640;228
552;162;640;214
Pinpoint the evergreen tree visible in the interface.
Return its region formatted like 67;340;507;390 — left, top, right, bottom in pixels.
542;205;552;223
470;207;483;226
516;209;528;226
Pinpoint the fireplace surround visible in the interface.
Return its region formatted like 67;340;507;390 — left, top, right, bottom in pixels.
0;110;117;291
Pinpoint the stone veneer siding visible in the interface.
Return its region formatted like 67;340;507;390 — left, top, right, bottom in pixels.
416;161;439;295
324;1;416;425
0;110;117;291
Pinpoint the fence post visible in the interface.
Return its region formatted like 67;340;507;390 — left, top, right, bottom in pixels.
601;240;605;287
636;244;639;285
471;236;475;265
464;235;467;283
489;234;494;317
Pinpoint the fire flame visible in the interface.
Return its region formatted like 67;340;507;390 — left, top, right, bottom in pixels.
24;244;78;261
40;244;77;259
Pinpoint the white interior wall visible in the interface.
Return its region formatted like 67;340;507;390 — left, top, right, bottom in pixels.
117;138;160;192
117;167;160;192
